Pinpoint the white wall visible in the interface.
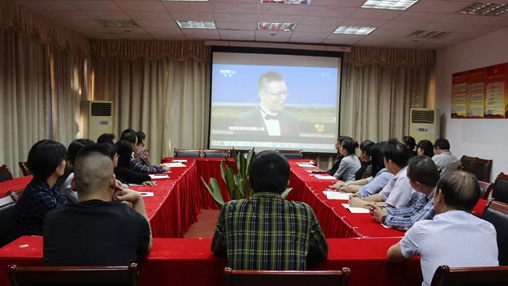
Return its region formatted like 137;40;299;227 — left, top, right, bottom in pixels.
435;27;508;182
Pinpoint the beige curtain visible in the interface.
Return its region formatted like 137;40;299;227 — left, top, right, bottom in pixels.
0;30;49;177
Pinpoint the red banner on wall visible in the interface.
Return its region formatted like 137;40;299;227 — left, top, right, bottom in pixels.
466;68;486;118
485;63;508;118
451;71;468;118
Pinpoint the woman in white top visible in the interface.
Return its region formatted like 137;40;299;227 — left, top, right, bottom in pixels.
333;138;361;182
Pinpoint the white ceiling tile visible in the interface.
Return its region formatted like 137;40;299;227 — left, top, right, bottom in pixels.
39;10;89;20
259;4;308;15
162;2;212;13
311;0;365;7
18;1;76;11
294;24;337;33
56;19;104;29
144;28;184;36
436;14;491;25
169;12;215;21
67;1;120;11
209;0;260;3
479;15;508;26
220;35;256;41
114;1;166;12
422;23;467;32
289;37;325;43
395;37;434;44
107;27;148;34
219;30;255;37
443;32;484;40
394;11;447;22
88;33;121;40
301;16;345;25
152;34;188;40
255;36;289;42
409;1;473;13
185;33;221;40
82;11;130;19
214;13;258;22
182;29;219;36
125;11;173;21
136;20;179;29
340;18;388;28
323;35;364;45
118;33;154;39
216;22;256;30
460;25;503;33
349;8;403;20
306;6;356;18
291;31;330;38
256;30;292;38
211;3;259;13
258;15;303;23
382;21;428;30
370;28;415;37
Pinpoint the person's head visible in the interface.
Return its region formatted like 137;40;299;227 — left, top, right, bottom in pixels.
417;140;434;157
370;142;387;176
433;138;451;154
120;130;138;150
406;156;440;195
27;140;67;181
359;140;375;162
382;138;409;174
249;150;290;194
72;144;115;200
102;143;119;168
136;132;146;147
67;139;95;165
434;171;481;214
335;136;352;152
402;136;417;152
116;140;134;168
258;71;288;113
340;138;359;156
97;133;115;145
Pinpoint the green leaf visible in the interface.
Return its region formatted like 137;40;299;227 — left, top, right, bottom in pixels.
220;161;227;185
225;166;237;199
246;148;255;176
235;176;244;198
201;176;224;207
236;151;242;176
281;188;293;199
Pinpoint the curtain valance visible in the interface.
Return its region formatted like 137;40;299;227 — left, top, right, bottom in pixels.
345;47;434;69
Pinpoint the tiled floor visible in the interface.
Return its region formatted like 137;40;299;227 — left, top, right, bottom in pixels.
184;209;220;238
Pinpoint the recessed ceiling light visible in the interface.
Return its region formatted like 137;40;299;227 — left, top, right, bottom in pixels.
361;0;419;11
260;0;311;4
258;22;296;32
407;30;453;39
176;20;216;29
457;2;508;16
333;26;376;35
95;19;139;28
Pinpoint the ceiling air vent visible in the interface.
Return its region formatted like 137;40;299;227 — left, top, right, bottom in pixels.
407;30;453;39
411;110;435;124
95;19;140;28
91;102;112;117
457;2;508;16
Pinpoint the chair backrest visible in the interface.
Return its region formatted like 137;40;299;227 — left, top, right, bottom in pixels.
478;181;494;200
470;158;493;182
223;267;351;286
492;173;508;204
7;189;25;202
18;162;31;177
0;165;13;182
482;200;508;266
430;265;508;286
174;149;202;158
460;156;476;172
0;201;16;248
276;149;303;159
8;263;139;286
202;149;230;158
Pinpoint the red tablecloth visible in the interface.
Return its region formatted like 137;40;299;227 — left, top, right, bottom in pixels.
0;176;32;197
0;236;421;286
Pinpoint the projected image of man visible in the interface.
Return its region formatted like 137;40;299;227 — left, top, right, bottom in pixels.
235;71;299;137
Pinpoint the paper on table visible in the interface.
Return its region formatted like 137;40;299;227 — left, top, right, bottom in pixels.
341;203;370;214
128;184;142;187
324;191;350;200
139;192;154;197
149;174;170;179
172;159;187;163
297;164;315;168
164;163;186;168
381;224;391;229
315;175;336;180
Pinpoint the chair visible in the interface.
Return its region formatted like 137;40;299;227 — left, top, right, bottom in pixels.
0;165;13;182
482;200;508;266
223;267;351;286
202;149;230;158
430;265;508;286
0;195;15;248
7;189;25;201
174;149;202;158
8;263;139;286
478;181;494;199
276;149;303;159
460;155;476;173
470;157;493;182
18;162;31;176
490;173;508;204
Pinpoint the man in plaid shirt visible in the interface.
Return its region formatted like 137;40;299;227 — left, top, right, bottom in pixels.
211;151;328;270
370;156;440;230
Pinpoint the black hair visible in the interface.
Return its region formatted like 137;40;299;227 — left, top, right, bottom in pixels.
97;133;115;145
120;131;137;145
100;143;118;160
75;143;111;162
116;140;133;168
370;142;387;176
136;132;146;146
436;171;481;212
417;140;434;157
403;136;417;151
249;150;290;194
67;139;95;164
407;156;440;187
337;135;352;144
359;140;375;156
434;138;451;150
27;140;67;180
258;71;284;91
341;138;359;155
382;138;409;168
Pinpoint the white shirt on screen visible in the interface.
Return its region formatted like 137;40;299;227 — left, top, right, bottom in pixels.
259;107;281;136
400;210;498;286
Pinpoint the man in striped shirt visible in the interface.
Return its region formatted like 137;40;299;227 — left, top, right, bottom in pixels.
211;150;328;270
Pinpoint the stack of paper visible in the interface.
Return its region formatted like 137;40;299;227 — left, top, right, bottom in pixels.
149;174;170;179
163;163;186;168
314;175;336;180
297;163;315;168
172;160;187;163
323;191;350;200
341;203;370;214
139;192;154;197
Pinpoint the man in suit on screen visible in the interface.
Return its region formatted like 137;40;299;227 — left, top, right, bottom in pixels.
234;71;300;137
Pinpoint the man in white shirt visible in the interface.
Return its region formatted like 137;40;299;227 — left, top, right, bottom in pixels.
432;138;461;174
387;171;498;286
234;71;299;137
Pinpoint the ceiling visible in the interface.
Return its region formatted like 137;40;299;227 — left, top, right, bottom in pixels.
15;0;508;49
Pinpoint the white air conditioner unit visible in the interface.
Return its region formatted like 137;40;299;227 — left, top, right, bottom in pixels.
409;108;440;143
80;100;113;141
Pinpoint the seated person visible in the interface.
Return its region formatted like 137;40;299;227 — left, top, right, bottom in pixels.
354;140;375;180
43;144;152;266
120;130;168;174
403;136;418;158
61;139;95;203
370;156;440;230
12;140;67;238
134;131;152;166
326;136;351;176
387;171;498;286
97;133;115;144
432;138;461;174
333;138;361;182
417;140;434;157
212;150;328;270
349;139;422;208
115;141;155;186
333;142;392;197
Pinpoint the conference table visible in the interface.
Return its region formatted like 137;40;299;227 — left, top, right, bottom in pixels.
0;158;489;286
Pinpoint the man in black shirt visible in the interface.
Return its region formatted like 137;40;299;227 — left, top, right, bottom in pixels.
43;144;152;266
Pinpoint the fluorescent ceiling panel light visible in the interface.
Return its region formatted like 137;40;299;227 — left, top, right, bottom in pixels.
260;0;311;4
176;20;216;29
333;26;376;35
258;22;296;32
95;19;139;28
407;30;453;39
361;0;419;11
457;2;508;16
